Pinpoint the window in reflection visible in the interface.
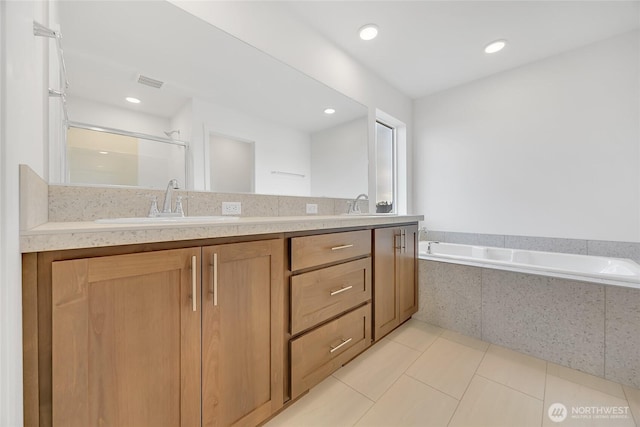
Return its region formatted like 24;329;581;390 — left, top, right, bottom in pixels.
375;121;395;213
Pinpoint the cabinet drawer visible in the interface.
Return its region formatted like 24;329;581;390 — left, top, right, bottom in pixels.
291;230;371;271
290;304;371;399
291;258;371;335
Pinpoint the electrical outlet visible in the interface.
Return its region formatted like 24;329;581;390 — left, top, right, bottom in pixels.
222;201;241;216
306;203;318;214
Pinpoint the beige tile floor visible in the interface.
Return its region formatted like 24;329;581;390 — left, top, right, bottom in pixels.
267;319;640;427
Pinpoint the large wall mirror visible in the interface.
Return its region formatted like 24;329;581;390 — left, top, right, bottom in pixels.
52;0;369;198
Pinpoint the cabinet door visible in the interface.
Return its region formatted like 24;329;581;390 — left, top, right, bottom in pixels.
373;227;400;340
398;225;418;323
202;239;284;427
51;248;201;427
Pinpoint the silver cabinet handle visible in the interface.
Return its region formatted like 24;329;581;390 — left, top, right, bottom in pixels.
330;338;352;353
331;244;354;251
394;233;401;250
401;229;406;252
213;253;218;306
191;255;197;312
330;285;353;296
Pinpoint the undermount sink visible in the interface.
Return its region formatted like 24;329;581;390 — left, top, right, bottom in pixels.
95;216;240;224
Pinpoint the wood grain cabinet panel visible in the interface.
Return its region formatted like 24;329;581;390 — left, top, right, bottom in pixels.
51;248;201;427
202;240;284;427
291;258;371;335
373;225;418;340
290;230;371;271
290;303;371;399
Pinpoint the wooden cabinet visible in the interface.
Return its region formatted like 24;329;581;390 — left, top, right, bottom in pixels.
373;225;418;340
201;240;284;427
290;258;371;335
45;239;284;427
51;248;201;427
25;223;419;426
290;230;371;271
290;303;371;398
288;231;373;399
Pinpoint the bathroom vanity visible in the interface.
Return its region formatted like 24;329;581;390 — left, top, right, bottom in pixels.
21;215;420;427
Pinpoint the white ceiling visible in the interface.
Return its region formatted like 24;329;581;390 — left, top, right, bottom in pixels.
285;1;640;99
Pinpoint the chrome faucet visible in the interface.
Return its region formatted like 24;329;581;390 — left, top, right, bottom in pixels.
162;179;179;214
348;193;368;214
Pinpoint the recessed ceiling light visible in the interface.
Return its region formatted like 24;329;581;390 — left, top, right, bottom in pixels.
359;24;378;41
484;39;507;54
324;108;336;115
98;151;109;155
125;97;141;104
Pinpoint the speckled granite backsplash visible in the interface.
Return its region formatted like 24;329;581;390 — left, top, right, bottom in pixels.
425;229;640;264
47;184;369;222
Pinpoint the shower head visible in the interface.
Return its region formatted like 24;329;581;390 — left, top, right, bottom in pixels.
164;130;180;138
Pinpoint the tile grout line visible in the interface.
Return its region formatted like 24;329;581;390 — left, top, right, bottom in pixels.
438;333;489;353
474;372;545;402
541;361;548;427
621;386;638;427
446;342;491;427
405;371;462;402
330;373;376;404
603;286;607;385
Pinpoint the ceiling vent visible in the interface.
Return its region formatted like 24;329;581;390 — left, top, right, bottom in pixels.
137;74;164;89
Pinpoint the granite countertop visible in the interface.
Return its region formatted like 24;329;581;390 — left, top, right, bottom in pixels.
21;214;424;253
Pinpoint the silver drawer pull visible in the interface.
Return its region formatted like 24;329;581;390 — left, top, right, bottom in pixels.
330;285;353;296
330;338;352;353
331;244;354;251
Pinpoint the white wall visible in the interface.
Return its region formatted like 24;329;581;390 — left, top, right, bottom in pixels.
168;1;414;210
192;98;311;195
1;1;49;426
414;31;640;242
311;117;368;198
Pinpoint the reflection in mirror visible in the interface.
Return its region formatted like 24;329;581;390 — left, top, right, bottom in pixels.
67;125;186;188
210;134;254;193
54;0;369;197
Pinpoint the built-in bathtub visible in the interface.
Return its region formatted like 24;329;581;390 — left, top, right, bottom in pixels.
419;241;640;288
415;241;640;389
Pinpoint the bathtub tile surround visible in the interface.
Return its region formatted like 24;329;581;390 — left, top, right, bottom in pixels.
417;259;640;389
482;270;605;376
418;261;482;338
425;229;640;263
443;231;505;248
589;240;640;263
505;235;588;255
605;286;640;388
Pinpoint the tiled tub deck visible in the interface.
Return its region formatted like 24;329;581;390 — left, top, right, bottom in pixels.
415;259;640;390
